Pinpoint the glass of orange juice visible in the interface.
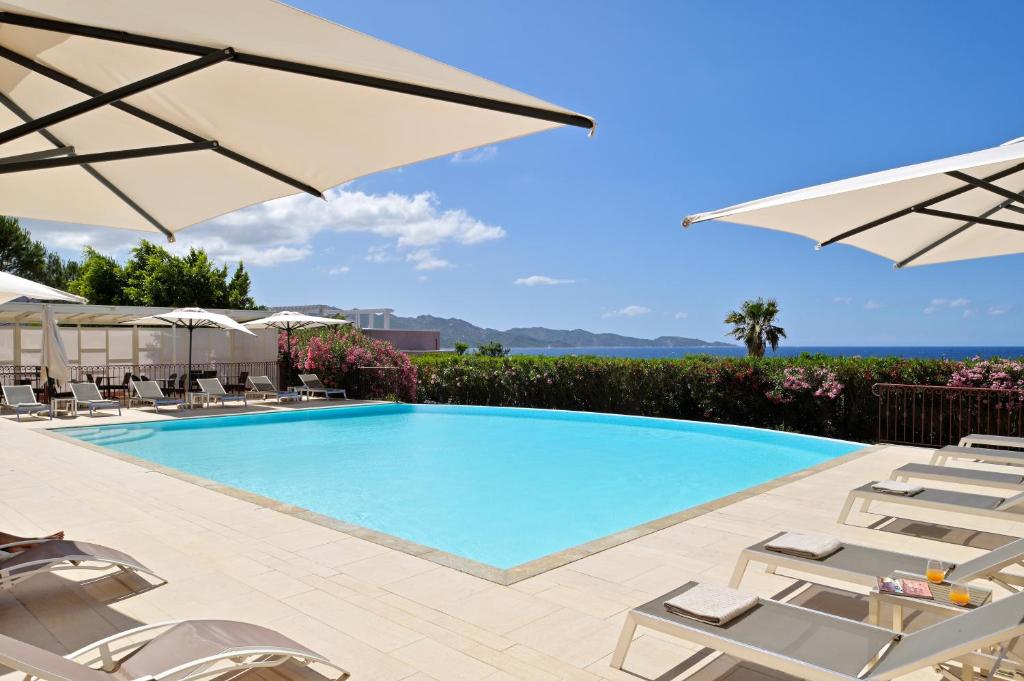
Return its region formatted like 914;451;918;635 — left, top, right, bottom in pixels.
926;560;946;584
949;583;970;607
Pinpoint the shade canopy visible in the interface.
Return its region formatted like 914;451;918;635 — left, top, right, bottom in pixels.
41;303;69;385
683;137;1024;268
0;0;594;241
125;307;255;335
0;270;86;305
243;310;349;332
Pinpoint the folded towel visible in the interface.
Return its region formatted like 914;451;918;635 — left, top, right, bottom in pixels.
872;480;924;496
765;532;842;559
664;584;758;625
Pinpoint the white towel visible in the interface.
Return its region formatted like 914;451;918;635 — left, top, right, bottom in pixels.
664;584;758;625
765;532;842;559
872;480;924;496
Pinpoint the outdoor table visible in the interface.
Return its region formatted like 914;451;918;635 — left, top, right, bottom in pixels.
869;571;992;632
188;392;210;409
51;396;76;416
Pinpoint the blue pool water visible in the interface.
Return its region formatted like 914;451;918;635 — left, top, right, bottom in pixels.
59;405;861;569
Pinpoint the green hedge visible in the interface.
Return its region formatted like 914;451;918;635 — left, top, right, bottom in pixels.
411;354;966;441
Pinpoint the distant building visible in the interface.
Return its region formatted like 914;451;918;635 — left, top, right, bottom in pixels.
270;305;438;353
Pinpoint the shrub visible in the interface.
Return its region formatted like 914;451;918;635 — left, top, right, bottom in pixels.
410;353;1000;441
476;341;509;357
286;326;417;401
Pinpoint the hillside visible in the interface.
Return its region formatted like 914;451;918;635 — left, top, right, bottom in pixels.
389;314;734;349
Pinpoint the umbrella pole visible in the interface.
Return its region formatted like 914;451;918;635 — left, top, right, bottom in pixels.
285;326;293;391
186;324;194;406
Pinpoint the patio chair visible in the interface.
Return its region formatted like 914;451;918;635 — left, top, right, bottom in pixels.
892;462;1024;491
838;481;1024;525
226;370;249;393
730;530;1024;592
0;619;350;681
611;581;1024;680
69;382;122;417
931;444;1024;467
1;384;52;421
247;375;301;402
130;380;184;412
0;537;165;592
297;373;347;399
196;378;247;408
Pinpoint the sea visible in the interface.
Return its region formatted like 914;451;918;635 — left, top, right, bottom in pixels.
508;346;1024;360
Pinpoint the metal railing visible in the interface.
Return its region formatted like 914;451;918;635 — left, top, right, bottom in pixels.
874;383;1024;447
69;361;280;398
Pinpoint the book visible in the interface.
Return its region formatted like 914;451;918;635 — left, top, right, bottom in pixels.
877;577;933;599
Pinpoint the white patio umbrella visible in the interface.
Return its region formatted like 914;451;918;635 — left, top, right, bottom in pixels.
124;307;254;400
244;310;349;388
0;270;86;305
0;0;593;242
683;137;1024;268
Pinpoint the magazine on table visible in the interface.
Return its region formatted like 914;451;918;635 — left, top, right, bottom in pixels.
877;577;933;599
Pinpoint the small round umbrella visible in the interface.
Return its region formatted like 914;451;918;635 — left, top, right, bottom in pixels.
244;311;349;389
125;307;254;400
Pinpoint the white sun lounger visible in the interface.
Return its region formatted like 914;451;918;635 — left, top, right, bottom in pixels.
731;531;1024;593
892;462;1024;491
1;384;52;421
611;582;1024;680
839;481;1024;525
247;375;301;402
69;382;122;417
0;537;165;591
131;380;184;412
196;377;247;408
0;618;350;681
932;444;1024;467
297;373;347;399
960;434;1024;449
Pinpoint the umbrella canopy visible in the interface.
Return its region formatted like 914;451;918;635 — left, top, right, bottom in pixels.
0;0;594;241
41;303;69;385
243;310;350;332
683;137;1024;268
127;307;256;334
0;270;86;304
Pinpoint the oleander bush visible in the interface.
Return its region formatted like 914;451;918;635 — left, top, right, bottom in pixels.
410;354;1023;441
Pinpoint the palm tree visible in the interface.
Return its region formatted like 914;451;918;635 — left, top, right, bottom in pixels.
724;298;786;357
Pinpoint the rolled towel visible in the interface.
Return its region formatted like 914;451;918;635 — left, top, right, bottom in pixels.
765;532;842;559
872;480;924;496
664;584;758;625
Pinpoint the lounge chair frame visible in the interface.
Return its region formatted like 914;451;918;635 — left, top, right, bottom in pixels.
0;539;166;591
838;482;1024;525
959;434;1024;450
1;384;52;421
297;374;347;399
247;375;301;403
892;462;1024;491
932;445;1024;467
130;380;184;412
195;377;247;408
69;382;122;417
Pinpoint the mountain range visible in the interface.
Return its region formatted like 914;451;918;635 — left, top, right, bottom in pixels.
389;314;734;349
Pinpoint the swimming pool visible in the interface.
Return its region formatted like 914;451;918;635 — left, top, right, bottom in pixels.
58;404;861;572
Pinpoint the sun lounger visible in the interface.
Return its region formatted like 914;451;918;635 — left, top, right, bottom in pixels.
892;462;1024;491
196;377;247;408
247;375;301;402
959;434;1024;450
731;530;1024;592
130;380;184;412
0;618;350;681
611;581;1024;680
297;373;347;399
69;382;122;417
1;384;52;421
839;481;1024;525
0;538;165;591
932;444;1024;467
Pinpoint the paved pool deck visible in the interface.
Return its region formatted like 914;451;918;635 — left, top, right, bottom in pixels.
2;401;1016;681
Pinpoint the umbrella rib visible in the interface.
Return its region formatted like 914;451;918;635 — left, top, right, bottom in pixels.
817;161;1024;248
945;170;1024;206
895;198;1018;268
0;11;594;131
0;141;217;174
0;48;234;148
0;146;75;164
915;207;1024;232
0;90;176;240
0;44;324;200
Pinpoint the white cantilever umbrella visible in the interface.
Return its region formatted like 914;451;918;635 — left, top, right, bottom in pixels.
0;0;593;242
683;137;1024;268
0;270;86;305
125;307;254;400
244;310;349;388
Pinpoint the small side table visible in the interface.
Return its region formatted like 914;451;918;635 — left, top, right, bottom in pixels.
188;392;210;409
51;397;76;417
289;386;309;401
869;572;992;632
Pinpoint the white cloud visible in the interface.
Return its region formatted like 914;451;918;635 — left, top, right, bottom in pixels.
328;265;350;275
832;296;853;304
988;304;1013;316
514;275;575;286
451;146;498;163
602;305;651;318
863;300;882;310
23;187;504;270
923;306;938;314
406;249;451;270
949;297;971;308
924;297;974;315
930;298;948;306
674;311;689;319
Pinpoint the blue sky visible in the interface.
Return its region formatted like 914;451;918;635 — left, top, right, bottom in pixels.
30;1;1024;345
